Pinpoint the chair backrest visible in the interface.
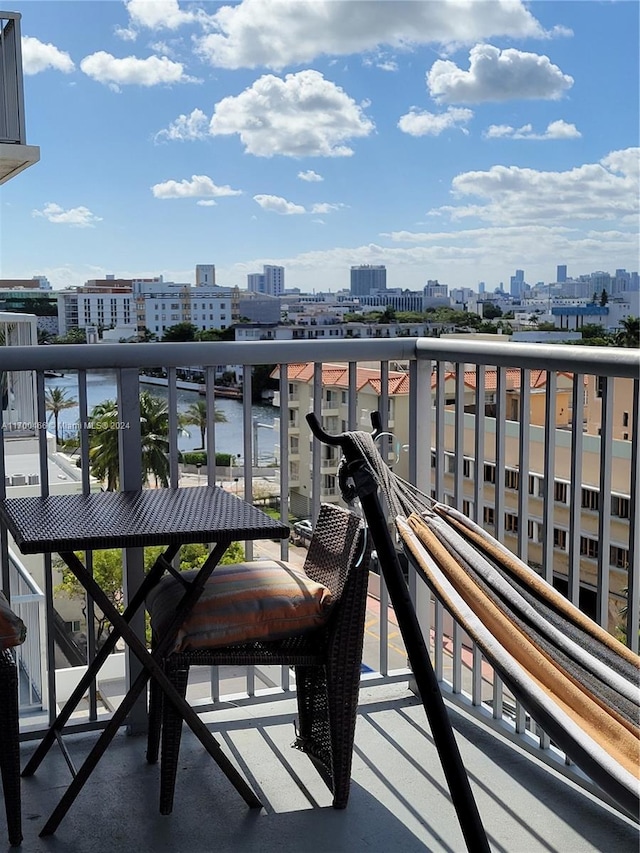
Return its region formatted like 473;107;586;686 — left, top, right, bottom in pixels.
302;504;368;602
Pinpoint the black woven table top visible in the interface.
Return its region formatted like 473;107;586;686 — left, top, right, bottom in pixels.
0;486;289;555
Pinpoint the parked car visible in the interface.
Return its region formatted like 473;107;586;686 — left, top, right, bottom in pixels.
291;519;313;546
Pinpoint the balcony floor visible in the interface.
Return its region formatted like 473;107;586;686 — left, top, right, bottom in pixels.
15;684;637;852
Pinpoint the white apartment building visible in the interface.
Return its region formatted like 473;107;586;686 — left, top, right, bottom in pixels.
57;287;136;336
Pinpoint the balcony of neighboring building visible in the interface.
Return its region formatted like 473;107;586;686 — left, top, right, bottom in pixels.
0;12;40;185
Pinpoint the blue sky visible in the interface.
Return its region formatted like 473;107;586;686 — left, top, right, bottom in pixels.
2;0;639;293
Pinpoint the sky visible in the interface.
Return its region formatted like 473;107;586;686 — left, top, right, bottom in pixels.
1;0;639;293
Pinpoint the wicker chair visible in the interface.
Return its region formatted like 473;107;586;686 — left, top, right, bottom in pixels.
0;648;22;846
146;503;370;815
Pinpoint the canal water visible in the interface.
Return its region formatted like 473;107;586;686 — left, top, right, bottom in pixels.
44;371;278;461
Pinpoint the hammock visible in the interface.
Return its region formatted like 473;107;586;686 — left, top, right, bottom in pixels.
307;417;640;832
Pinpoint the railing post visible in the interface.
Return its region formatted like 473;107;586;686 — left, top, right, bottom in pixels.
117;368;146;734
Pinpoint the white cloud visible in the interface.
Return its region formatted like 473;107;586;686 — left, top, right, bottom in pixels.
210;70;374;157
155;108;209;142
151;175;242;199
196;200;217;206
432;147;639;224
253;195;306;215
21;36;75;75
195;0;549;70
80;51;194;89
377;61;399;72
32;203;101;228
123;0;200;31
298;170;324;182
310;202;343;214
428;44;573;104
398;106;473;136
484;119;581;140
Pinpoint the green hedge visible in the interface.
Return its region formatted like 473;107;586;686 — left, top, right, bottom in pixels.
180;451;233;467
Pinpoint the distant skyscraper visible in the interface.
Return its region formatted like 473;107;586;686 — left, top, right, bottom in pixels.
557;265;567;283
510;269;525;298
478;281;485;294
247;265;284;296
350;265;387;296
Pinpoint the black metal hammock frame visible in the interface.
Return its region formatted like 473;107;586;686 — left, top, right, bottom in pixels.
307;413;639;851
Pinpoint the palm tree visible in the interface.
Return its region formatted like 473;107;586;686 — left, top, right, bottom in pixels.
614;316;639;348
87;393;175;490
139;391;170;487
45;386;77;444
88;400;121;490
179;400;227;449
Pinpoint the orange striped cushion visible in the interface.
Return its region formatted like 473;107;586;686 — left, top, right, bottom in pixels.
0;591;26;649
146;561;333;653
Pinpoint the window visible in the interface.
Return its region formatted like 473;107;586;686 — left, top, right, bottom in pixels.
483;506;495;525
505;513;519;533
554;481;568;504
528;475;543;496
463;459;473;478
611;495;630;518
65;620;81;633
527;520;542;542
580;537;599;559
623;411;629;427
610;546;629;569
553;529;567;550
322;474;337;494
462;500;474;517
505;469;520;490
445;453;456;474
290;437;299;455
581;488;600;511
596;376;605;398
431;452;436;469
484;464;496;484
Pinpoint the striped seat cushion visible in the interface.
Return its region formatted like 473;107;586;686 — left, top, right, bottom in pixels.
146;560;333;653
0;591;26;649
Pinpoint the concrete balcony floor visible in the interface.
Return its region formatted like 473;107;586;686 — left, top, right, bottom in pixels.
14;684;637;853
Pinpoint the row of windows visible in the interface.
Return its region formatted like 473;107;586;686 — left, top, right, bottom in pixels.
437;454;630;517
478;509;629;566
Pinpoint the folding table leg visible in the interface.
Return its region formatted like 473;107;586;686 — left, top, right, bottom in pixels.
22;545;180;778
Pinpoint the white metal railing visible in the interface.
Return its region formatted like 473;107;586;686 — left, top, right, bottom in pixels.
0;337;637;811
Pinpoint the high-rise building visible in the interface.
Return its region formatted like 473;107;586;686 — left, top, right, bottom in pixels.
247;265;284;297
350;265;387;297
195;264;216;287
557;265;567;283
510;269;525;298
264;265;284;297
478;281;485;294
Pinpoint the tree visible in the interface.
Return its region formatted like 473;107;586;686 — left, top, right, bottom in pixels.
179;400;227;449
88;400;121;490
614;316;640;348
55;327;87;344
87;392;173;489
482;302;503;320
161;322;198;342
45;386;77;444
600;289;609;307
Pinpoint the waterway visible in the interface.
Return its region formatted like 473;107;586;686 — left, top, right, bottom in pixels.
44;371;278;462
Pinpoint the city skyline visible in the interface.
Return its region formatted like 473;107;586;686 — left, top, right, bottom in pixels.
1;0;638;293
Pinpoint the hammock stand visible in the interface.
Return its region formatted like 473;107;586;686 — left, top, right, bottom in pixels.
306;412;639;847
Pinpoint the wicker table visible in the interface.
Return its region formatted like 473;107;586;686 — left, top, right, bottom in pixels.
0;486;289;836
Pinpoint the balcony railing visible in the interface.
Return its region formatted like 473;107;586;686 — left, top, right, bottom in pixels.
0;336;637;814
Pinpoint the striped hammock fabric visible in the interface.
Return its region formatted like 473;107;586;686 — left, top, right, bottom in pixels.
339;429;639;819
